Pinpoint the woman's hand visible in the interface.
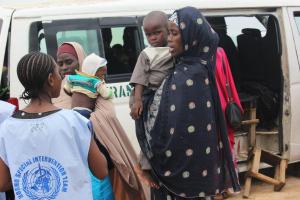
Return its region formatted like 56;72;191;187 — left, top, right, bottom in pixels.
130;84;144;120
130;100;143;120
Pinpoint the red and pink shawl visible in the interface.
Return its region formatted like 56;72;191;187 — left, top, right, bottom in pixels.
215;47;243;165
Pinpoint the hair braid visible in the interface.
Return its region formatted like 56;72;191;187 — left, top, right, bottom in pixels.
17;52;56;100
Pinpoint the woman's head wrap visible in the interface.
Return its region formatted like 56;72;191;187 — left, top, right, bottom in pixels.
56;42;86;70
57;43;78;59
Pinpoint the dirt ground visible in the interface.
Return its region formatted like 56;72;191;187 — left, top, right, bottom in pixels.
230;176;300;200
230;164;300;200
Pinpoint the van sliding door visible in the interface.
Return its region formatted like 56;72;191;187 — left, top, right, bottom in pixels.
98;17;142;151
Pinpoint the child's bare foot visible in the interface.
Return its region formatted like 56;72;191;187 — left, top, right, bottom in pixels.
214;194;224;200
222;188;239;199
134;165;160;189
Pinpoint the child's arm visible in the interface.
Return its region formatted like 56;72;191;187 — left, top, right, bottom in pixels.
130;84;144;120
0;159;12;192
88;138;108;180
96;82;113;100
129;51;150;120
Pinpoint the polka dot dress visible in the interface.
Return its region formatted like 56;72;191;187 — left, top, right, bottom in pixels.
136;6;240;200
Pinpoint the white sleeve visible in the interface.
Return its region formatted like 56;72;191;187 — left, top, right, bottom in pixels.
0;125;8;166
0;101;15;123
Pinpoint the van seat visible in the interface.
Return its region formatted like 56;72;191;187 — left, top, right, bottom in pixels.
261;16;282;93
241;28;261;37
208;17;241;90
238;27;280;129
237;28;265;83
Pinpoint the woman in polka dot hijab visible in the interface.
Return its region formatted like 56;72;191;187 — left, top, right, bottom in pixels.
135;6;240;199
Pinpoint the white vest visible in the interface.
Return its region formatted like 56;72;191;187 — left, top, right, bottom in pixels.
0;109;93;200
0;100;15;123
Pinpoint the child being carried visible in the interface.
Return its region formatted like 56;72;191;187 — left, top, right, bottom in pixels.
64;53;113;118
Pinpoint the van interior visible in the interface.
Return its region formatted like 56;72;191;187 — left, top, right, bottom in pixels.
207;15;283;162
0;13;283;163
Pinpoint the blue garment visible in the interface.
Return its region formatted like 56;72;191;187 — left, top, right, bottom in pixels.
89;171;115;200
73;108;92;119
73;109;115;200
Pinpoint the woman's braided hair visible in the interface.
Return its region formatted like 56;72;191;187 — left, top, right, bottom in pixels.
17;52;56;100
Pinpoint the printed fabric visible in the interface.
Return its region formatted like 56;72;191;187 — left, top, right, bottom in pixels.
136;7;240;199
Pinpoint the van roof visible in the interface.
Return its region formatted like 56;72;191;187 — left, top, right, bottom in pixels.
2;0;300;18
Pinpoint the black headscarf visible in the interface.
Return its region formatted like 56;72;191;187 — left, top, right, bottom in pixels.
136;7;240;198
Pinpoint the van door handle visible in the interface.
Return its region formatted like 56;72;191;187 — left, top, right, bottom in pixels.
285;109;290;116
284;95;289;102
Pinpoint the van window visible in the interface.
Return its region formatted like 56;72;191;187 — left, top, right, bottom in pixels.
141;27;149;47
39;29;47;53
29;21;46;53
42;18;101;60
0;18;9;100
293;12;300;71
42;18;142;83
295;13;300;33
225;16;267;46
56;30;99;55
0;19;2;33
101;26;141;80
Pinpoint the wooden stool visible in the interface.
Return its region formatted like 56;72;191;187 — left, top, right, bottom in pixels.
243;147;288;198
240;95;287;198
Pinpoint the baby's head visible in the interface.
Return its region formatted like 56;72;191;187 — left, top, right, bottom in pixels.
82;53;107;79
143;11;168;47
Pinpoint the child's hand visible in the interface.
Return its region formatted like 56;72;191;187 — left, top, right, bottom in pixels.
130;100;143;120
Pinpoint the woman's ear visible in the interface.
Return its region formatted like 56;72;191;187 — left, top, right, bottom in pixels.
47;72;55;87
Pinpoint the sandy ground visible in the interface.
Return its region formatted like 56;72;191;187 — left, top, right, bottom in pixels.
230;175;300;200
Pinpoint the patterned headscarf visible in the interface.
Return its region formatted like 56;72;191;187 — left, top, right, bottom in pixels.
173;7;219;66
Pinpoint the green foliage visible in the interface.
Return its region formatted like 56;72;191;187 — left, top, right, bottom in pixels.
0;86;9;100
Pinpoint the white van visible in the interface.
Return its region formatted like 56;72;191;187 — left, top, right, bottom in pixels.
1;0;300;171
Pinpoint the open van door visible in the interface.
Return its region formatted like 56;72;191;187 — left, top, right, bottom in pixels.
287;7;300;161
0;7;13;85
